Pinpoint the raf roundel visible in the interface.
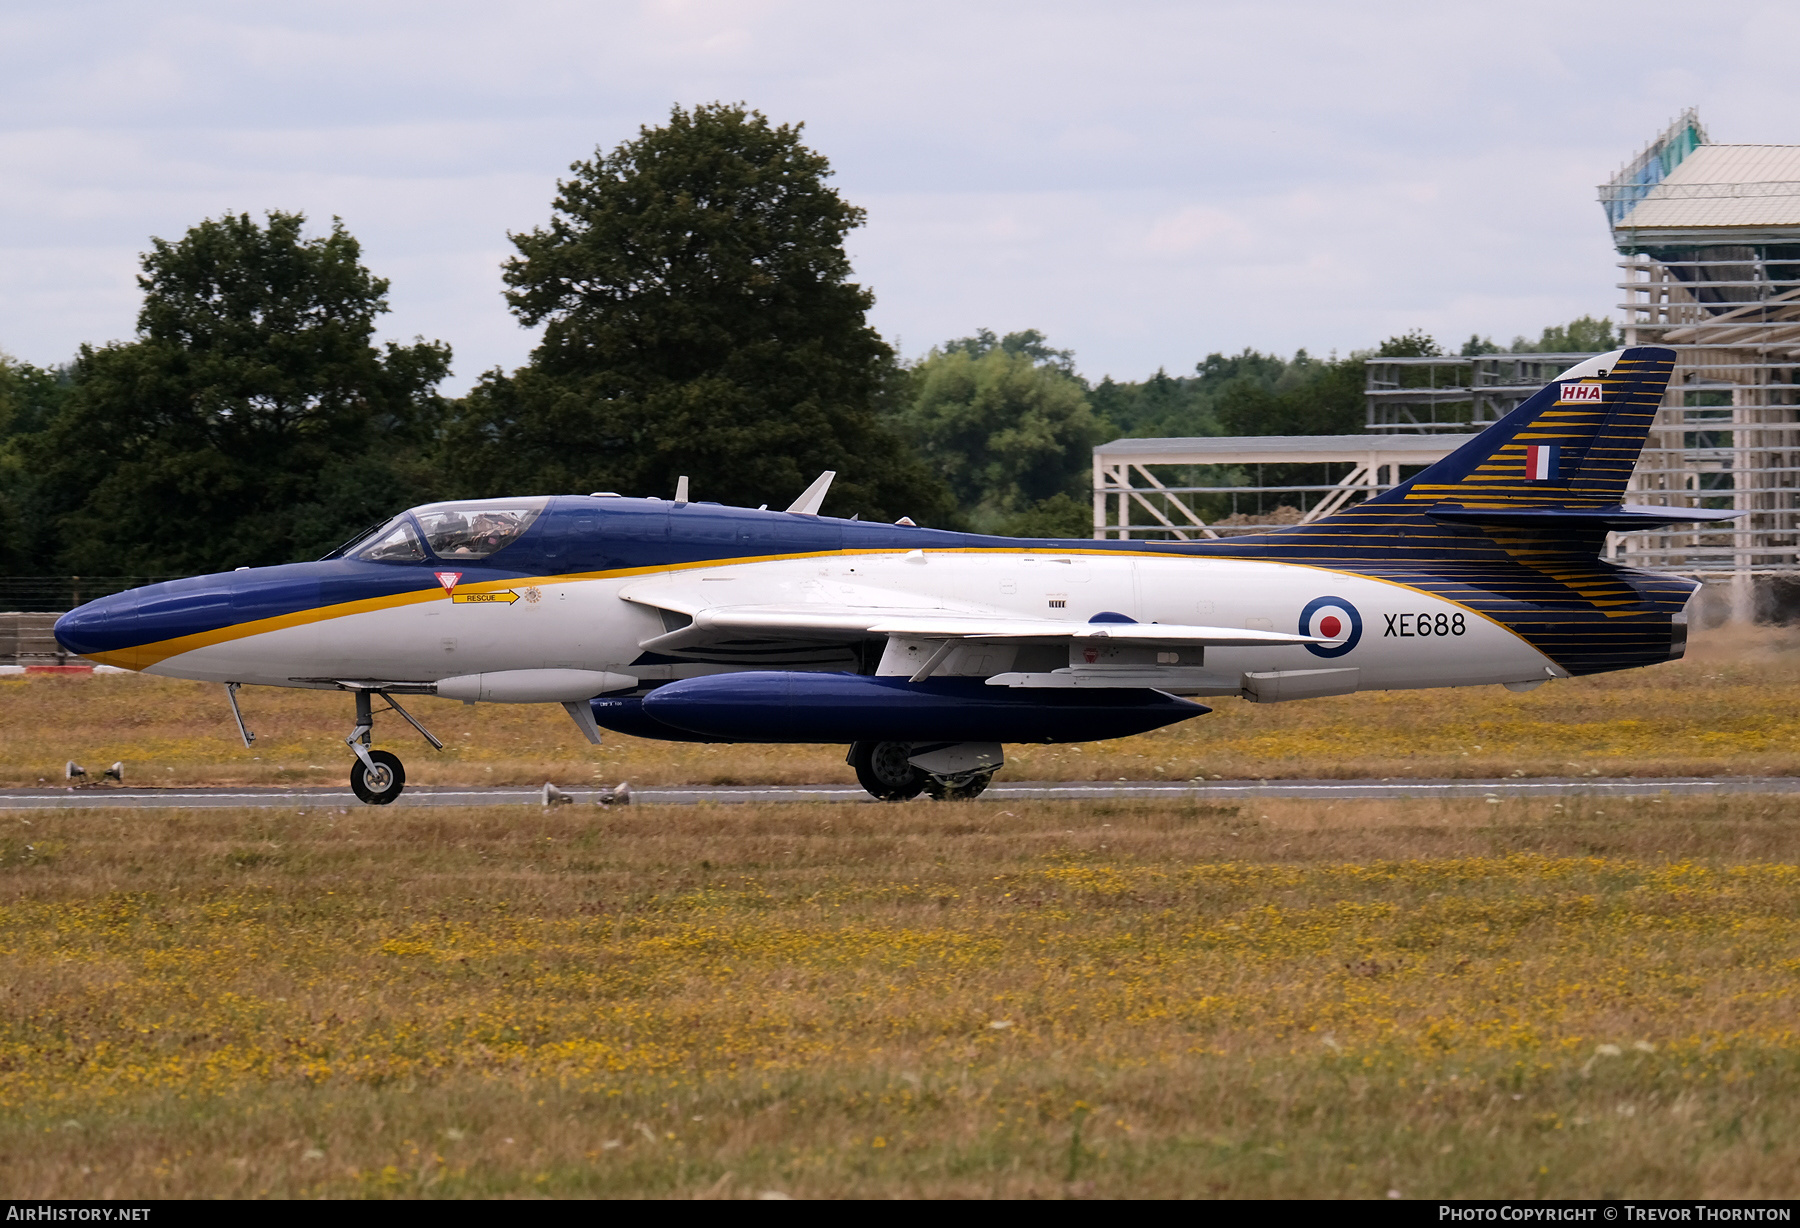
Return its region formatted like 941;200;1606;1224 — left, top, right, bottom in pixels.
1298;595;1362;659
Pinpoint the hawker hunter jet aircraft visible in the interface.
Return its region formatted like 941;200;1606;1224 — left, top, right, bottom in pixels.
56;346;1727;804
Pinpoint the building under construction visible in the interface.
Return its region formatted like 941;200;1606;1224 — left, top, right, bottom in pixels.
1094;110;1800;621
1605;110;1800;621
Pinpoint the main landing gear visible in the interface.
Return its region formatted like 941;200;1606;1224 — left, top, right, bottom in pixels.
848;741;999;802
343;687;442;805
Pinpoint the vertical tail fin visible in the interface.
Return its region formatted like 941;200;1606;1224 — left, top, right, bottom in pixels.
1225;347;1697;674
1374;347;1675;511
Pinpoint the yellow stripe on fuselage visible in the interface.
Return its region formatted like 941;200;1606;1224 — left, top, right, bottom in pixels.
110;548;1108;668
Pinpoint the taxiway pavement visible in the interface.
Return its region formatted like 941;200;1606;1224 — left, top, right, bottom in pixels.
1;777;1796;809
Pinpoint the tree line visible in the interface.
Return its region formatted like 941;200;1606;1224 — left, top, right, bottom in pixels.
0;102;1618;576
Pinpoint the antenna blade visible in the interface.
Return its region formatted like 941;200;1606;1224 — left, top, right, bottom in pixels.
674;475;689;504
785;470;836;515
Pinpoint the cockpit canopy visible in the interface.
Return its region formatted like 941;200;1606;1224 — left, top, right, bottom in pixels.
343;498;549;564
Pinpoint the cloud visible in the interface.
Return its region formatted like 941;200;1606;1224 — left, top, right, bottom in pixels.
0;0;1792;389
1140;207;1256;258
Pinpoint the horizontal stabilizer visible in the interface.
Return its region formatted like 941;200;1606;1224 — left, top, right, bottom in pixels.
1427;504;1744;531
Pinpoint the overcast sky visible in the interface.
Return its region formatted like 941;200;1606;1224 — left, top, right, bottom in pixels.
3;0;1797;393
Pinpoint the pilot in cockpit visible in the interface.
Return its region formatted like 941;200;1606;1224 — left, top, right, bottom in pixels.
433;513;474;555
470;513;515;553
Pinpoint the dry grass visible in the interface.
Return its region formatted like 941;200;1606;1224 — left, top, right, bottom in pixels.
2;794;1798;1198
4;622;1800;787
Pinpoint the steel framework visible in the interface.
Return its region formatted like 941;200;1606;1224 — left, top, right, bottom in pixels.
1365;354;1600;432
1600;111;1800;621
1091;434;1473;541
1606;254;1800;620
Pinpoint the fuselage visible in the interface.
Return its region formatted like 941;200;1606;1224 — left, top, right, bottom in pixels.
53;493;1690;698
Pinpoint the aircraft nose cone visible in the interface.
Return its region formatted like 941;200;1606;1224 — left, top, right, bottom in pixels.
54;591;143;664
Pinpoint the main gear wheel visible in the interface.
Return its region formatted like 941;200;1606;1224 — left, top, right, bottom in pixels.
849;741;927;801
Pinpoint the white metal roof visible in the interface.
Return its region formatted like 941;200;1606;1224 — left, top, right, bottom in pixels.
1613;145;1800;233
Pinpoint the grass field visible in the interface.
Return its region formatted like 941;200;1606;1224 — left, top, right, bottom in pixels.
4;626;1797;1197
2;794;1799;1198
5;624;1800;789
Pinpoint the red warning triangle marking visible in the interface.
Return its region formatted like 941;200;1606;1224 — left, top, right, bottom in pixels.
435;571;462;596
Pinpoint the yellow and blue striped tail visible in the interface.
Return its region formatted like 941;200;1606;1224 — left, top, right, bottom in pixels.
1369;346;1732;534
1192;347;1712;675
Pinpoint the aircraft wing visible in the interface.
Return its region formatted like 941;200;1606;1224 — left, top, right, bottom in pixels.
862;614;1315;646
627;600;1319;655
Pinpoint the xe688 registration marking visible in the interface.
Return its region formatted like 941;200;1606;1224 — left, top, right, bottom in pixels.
1384;612;1466;638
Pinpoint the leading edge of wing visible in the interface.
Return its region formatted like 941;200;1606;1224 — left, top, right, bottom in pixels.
637;604;1322;652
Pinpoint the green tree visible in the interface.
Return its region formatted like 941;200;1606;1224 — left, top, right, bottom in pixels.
1097;348;1335;441
444;103;950;524
0;353;70;443
0;353;66;572
997;491;1092;538
1090;367;1224;439
1377;328;1442;358
19;212;450;574
1195;348;1291;390
1214;349;1366;436
940;327;1078;377
1512;315;1617;353
898;342;1104;533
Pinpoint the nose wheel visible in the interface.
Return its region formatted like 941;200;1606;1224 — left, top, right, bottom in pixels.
351;750;406;805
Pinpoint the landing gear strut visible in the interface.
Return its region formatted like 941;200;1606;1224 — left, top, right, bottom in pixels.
848;741;1000;802
923;770;992;801
343;687;441;806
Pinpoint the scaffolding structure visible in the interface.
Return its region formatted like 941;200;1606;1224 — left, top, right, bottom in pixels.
1603;110;1800;621
1365;354;1599;431
1091;434;1472;540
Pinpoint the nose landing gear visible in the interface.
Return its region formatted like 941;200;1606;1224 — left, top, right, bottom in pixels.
342;687;442;805
351;750;406;805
